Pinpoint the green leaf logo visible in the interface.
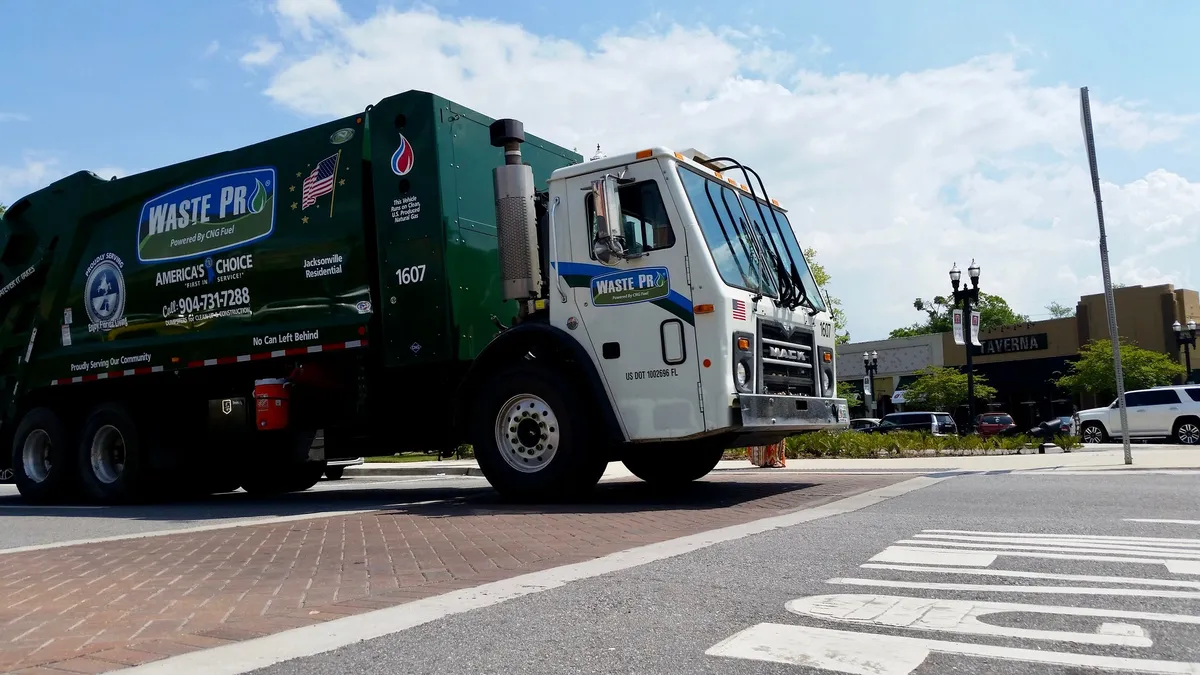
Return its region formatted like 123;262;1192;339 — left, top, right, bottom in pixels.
655;272;667;288
249;178;268;214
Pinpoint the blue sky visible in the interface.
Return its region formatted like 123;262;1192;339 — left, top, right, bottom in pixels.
2;0;1198;340
2;0;1196;189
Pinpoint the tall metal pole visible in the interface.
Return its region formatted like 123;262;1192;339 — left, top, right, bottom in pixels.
1080;86;1131;465
964;295;975;428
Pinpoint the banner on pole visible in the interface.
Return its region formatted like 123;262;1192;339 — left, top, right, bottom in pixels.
952;309;965;345
970;310;982;346
862;376;872;396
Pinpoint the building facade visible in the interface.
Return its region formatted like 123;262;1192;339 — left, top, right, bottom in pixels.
837;284;1200;426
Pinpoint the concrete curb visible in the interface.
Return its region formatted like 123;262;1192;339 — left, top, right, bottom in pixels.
345;465;486;477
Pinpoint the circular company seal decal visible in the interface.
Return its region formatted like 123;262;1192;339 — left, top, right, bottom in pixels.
330;128;355;145
85;257;126;327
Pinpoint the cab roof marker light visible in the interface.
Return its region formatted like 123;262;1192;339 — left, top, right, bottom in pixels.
636;149;653;159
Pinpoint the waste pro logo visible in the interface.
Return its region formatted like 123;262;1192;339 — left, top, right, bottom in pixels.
137;168;276;263
590;267;670;307
391;134;415;176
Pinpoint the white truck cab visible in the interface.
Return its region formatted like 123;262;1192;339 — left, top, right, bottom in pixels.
544;146;849;447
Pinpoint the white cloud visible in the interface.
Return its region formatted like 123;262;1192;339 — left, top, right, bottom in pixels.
203;40;220;58
273;0;345;40
807;35;831;56
0;156;59;204
0;158;131;205
240;38;284;67
0;112;29;123
240;3;1200;340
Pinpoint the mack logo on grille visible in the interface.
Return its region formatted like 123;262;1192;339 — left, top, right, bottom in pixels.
768;345;807;362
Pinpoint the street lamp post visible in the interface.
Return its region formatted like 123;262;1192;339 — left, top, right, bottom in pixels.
862;350;879;417
950;260;981;431
1174;320;1197;384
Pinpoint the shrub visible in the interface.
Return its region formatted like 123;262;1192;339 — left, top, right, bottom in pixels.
723;430;1080;460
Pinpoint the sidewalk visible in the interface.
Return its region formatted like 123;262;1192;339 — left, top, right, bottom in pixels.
346;444;1200;478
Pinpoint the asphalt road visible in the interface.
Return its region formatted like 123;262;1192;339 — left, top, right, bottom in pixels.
246;470;1200;675
0;475;491;550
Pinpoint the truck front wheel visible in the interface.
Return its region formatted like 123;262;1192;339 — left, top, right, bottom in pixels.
623;442;725;487
11;408;76;503
77;403;147;503
472;365;607;501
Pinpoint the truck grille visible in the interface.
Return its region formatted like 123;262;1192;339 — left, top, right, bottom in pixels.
757;318;816;396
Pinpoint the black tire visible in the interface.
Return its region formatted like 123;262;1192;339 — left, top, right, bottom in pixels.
471;364;607;501
623;442;725;487
77;403;147;503
10;407;76;502
324;466;345;480
240;462;325;495
1174;418;1200;445
1079;421;1107;444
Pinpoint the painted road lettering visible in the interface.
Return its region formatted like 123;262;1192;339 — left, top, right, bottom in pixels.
709;523;1200;673
626;367;678;381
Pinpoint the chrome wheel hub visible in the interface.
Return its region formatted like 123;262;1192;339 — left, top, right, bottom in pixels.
1082;425;1103;443
494;394;560;474
90;424;126;484
22;430;52;483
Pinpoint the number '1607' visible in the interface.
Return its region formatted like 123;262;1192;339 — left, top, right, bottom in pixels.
396;265;427;285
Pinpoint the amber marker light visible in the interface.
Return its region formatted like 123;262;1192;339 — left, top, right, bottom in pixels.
694;304;715;314
636;149;653;159
737;337;750;351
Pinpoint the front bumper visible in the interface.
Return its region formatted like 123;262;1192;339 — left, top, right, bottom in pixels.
325;457;365;468
733;394;850;431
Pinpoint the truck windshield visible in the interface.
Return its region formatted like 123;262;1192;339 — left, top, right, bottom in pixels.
735;192;826;313
676;165;779;298
676;165;825;311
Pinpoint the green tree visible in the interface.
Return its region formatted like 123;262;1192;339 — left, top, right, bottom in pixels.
1056;338;1185;399
0;203;6;218
901;366;997;412
802;247;849;344
889;292;1029;338
1046;301;1075;318
836;380;861;409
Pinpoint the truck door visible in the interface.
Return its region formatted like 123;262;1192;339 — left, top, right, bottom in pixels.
562;160;704;441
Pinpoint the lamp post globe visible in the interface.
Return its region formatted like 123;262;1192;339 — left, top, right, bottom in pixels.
968;259;981;286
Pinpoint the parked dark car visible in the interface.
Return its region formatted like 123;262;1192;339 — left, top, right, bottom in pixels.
868;412;958;436
974;413;1017;438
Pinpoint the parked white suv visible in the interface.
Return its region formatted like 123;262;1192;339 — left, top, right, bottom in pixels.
1076;385;1200;445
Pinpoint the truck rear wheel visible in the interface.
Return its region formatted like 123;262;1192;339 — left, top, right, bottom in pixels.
77;403;147;503
11;408;76;502
623;442;725;487
472;364;607;501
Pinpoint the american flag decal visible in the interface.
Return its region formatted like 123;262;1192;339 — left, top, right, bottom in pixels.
302;153;339;209
732;298;747;320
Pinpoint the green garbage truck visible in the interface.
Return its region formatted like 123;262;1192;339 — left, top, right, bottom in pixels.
0;89;849;503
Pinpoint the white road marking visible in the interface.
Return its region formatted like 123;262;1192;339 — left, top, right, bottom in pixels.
894;538;1200;559
869;546;997;566
1167;561;1200;575
706;623;1200;675
925;528;1200;542
860;563;1200;589
107;476;946;675
783;593;1200;647
1128;519;1200;526
829;577;1200;600
0;499;449;556
914;532;1200;549
872;545;1200;573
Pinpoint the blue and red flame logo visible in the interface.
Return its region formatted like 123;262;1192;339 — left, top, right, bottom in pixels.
390;134;415;176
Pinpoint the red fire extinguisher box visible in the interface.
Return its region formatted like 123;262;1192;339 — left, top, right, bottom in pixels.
253;378;290;431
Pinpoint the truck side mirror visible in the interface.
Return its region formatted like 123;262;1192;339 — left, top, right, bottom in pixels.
591;175;625;265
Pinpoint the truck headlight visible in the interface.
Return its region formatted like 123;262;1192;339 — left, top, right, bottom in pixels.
736;361;749;388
